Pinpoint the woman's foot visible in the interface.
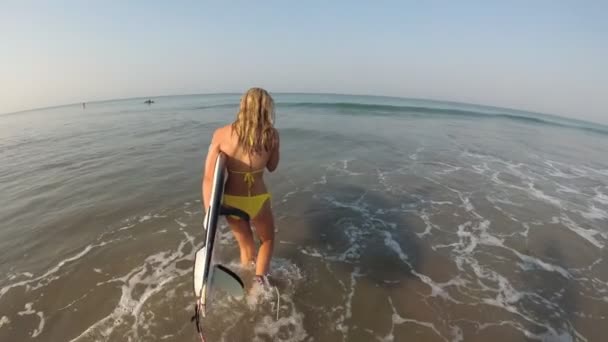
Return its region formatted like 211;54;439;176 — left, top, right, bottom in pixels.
246;274;274;306
253;274;271;289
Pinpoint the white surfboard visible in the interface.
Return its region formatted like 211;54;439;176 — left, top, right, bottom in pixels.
193;152;248;321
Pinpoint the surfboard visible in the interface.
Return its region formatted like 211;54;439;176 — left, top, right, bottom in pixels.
193;152;248;322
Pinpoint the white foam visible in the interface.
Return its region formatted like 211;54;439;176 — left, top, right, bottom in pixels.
581;165;608;177
216;224;236;246
342;159;349;169
0;239;117;299
430;200;454;206
0;316;10;329
579;205;608;221
320;194;369;215
458;217;572;279
252;311;307;342
211;259;305;342
593;188;608;205
454;191;480;218
375;168;392;192
463;151;525;174
57;291;92;311
455;250;524;314
93;268;102;273
417;211;438;237
560;214;604;249
335;267;362;337
411;270;464;303
544;160;585;179
312;176;327;185
409;147;423;161
434;163;462;175
467;262;577;339
245;280;277;308
344;269;359;320
526;182;562;207
382;296;448;342
117;224;135;231
479;321;576;342
480;277;521;311
450;325;464;342
325;159;363;176
471;162;490;174
382;231;410;264
139;215;151;222
383;231;462;303
456;221;475;253
455;221;495;254
555;184;581;195
515;251;571;279
17;303;45;337
174;219;187;227
299;248;323;258
281;189;300;202
524;329;578;342
486;195;523;208
520;223;530;238
546;168;581;179
69;234;197;341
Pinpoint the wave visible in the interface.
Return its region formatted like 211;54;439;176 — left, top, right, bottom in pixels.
193;101;608;136
281;102;608;135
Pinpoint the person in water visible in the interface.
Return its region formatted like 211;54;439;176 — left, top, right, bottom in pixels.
201;87;280;287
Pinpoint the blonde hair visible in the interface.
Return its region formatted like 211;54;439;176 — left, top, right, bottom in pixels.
232;87;276;154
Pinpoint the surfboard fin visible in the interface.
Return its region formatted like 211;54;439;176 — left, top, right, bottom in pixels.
210;264;245;299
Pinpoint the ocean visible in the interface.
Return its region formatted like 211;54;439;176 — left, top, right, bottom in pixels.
1;93;607;341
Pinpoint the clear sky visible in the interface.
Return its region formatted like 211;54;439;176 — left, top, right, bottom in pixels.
1;1;607;123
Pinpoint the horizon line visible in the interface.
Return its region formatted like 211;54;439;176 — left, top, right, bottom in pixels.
1;91;602;127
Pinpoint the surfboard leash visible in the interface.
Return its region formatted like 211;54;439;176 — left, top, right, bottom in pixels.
274;285;280;321
191;301;206;342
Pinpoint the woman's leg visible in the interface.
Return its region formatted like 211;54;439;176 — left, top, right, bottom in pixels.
252;200;275;276
226;216;255;266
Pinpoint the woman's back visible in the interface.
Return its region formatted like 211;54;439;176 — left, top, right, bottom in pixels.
217;125;279;196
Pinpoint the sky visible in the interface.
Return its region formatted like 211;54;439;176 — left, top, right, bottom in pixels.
1;1;607;123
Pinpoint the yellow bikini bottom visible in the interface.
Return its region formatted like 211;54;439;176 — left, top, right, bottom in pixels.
222;193;271;220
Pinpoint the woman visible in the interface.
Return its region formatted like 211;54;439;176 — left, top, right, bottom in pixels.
201;87;280;287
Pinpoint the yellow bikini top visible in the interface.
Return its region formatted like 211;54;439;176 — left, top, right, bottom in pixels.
227;133;267;195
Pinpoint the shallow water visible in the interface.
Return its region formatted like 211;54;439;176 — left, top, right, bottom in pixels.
1;94;607;341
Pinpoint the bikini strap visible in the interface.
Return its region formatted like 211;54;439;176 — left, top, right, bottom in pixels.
227;169;264;196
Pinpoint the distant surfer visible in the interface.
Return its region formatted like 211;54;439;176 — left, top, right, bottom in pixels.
144;99;154;104
82;102;86;109
201;87;280;288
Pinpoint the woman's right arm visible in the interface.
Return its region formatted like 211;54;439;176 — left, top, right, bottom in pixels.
267;129;280;172
202;130;221;211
